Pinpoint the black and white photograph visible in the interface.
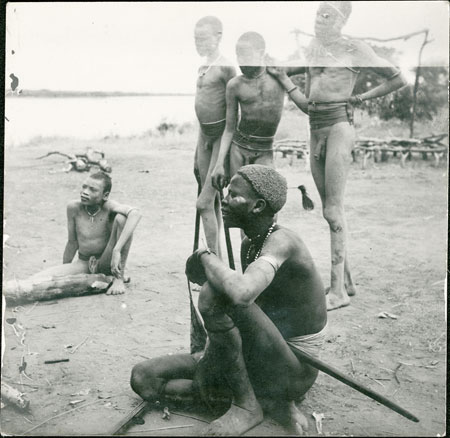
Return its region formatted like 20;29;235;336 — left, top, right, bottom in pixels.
2;1;448;436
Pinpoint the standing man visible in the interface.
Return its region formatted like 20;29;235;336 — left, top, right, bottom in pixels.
268;1;407;310
211;32;305;191
131;165;327;436
194;16;236;254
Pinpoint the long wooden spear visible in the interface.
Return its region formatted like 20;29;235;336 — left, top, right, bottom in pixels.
290;347;419;423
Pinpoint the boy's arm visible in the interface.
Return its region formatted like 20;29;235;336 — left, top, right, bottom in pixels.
267;67;309;114
63;202;79;264
106;201;142;276
349;41;407;104
212;80;239;190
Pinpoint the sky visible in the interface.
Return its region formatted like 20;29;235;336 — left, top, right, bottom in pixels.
5;1;449;93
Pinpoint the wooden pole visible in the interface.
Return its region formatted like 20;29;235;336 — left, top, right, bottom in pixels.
219;189;235;270
410;30;432;138
3;274;113;306
193;170;202;252
290;347;419;423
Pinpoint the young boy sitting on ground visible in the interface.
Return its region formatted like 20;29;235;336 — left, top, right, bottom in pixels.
30;172;141;295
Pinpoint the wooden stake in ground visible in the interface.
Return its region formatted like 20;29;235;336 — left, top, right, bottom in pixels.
4;274;113;306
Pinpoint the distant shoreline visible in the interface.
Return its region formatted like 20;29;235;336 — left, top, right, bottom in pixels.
5;90;195;98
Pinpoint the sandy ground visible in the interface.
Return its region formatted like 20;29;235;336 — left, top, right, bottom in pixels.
1;130;447;436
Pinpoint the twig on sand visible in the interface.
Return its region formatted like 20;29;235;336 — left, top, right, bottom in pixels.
25;302;39;315
126;424;194;433
368;377;385;388
68;337;90;354
393;364;402;384
171;411;210;424
350;359;356;374
19;392;127;435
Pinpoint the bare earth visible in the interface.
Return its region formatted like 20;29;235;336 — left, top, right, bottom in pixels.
2;132;447;436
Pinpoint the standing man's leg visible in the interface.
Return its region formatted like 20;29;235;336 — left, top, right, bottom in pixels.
312;123;355;310
196;133;223;255
95;214;133;295
310;125;356;310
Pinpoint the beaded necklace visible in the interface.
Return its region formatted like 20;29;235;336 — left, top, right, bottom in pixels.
246;223;276;264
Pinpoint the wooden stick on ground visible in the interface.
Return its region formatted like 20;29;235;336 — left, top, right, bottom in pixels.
20;393;125;436
110;400;149;435
289;347;419;423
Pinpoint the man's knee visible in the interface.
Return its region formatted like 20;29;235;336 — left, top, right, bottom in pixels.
196;193;214;215
198;282;216;318
198;282;235;333
323;205;344;232
130;361;160;400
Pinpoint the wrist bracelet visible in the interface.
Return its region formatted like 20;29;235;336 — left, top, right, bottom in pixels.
198;247;216;259
287;85;298;94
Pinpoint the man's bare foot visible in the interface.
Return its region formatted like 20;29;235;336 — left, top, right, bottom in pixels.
345;282;357;297
326;292;350;311
326;284;356;297
288;401;309;435
201;402;263;436
106;278;126;295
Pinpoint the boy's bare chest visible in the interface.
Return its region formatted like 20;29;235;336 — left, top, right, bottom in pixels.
75;211;112;239
238;79;284;106
196;67;224;91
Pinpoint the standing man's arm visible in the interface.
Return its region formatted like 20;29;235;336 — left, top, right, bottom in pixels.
268;67;309;114
349;41;407;104
285;66;307;76
106;201;142;276
212;80;239;190
63;202;79;264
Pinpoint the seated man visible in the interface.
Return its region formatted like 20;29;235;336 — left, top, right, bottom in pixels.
131;165;327;435
211;32;306;190
30;171;141;295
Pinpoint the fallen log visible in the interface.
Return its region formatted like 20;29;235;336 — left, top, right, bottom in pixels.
3;274;113;306
290;347;419;423
1;382;30;410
